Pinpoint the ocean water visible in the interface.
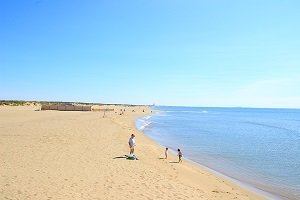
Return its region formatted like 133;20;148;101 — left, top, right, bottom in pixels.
136;106;300;200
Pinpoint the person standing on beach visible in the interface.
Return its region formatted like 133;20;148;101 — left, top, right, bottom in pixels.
128;134;135;155
165;147;168;159
177;149;182;163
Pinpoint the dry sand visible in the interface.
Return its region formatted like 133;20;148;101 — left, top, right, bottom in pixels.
0;105;265;200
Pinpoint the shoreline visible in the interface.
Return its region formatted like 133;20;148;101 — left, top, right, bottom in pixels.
136;113;279;200
138;109;296;200
1;105;265;199
131;108;266;199
178;156;280;200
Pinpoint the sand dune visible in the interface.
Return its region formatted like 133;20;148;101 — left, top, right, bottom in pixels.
0;105;265;200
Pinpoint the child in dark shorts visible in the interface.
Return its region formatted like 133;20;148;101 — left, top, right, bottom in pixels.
177;149;182;163
165;147;168;159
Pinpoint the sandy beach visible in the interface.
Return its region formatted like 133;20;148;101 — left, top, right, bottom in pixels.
0;105;265;200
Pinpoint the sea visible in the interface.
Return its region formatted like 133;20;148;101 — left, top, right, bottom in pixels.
136;106;300;200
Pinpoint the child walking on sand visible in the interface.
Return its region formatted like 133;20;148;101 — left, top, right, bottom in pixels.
165;147;168;159
177;149;182;163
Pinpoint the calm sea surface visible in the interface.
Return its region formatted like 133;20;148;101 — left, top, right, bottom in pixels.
136;106;300;200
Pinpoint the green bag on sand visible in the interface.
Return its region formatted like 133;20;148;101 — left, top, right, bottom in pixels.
127;156;135;160
126;154;138;160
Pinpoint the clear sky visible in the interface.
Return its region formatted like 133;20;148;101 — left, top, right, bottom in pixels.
1;0;300;108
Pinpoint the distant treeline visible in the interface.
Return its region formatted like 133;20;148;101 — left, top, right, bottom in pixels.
0;100;99;106
0;100;34;106
0;100;151;107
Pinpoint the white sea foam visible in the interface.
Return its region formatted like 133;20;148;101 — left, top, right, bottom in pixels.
144;115;152;120
139;121;152;130
136;118;152;131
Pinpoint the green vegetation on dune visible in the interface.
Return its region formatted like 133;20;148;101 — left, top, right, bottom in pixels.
0;100;94;106
0;100;151;107
0;100;27;106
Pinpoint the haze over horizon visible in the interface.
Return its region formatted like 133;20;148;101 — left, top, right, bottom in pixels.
1;1;300;108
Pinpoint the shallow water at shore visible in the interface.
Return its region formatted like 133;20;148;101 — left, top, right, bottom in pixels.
136;106;300;200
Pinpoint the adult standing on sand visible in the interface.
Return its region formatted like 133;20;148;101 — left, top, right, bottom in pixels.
128;134;135;155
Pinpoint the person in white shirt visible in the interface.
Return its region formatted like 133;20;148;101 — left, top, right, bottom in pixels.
128;134;135;155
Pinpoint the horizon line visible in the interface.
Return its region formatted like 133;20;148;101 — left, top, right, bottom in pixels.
1;99;300;110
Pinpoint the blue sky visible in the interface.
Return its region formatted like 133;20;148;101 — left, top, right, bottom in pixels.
1;0;300;108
